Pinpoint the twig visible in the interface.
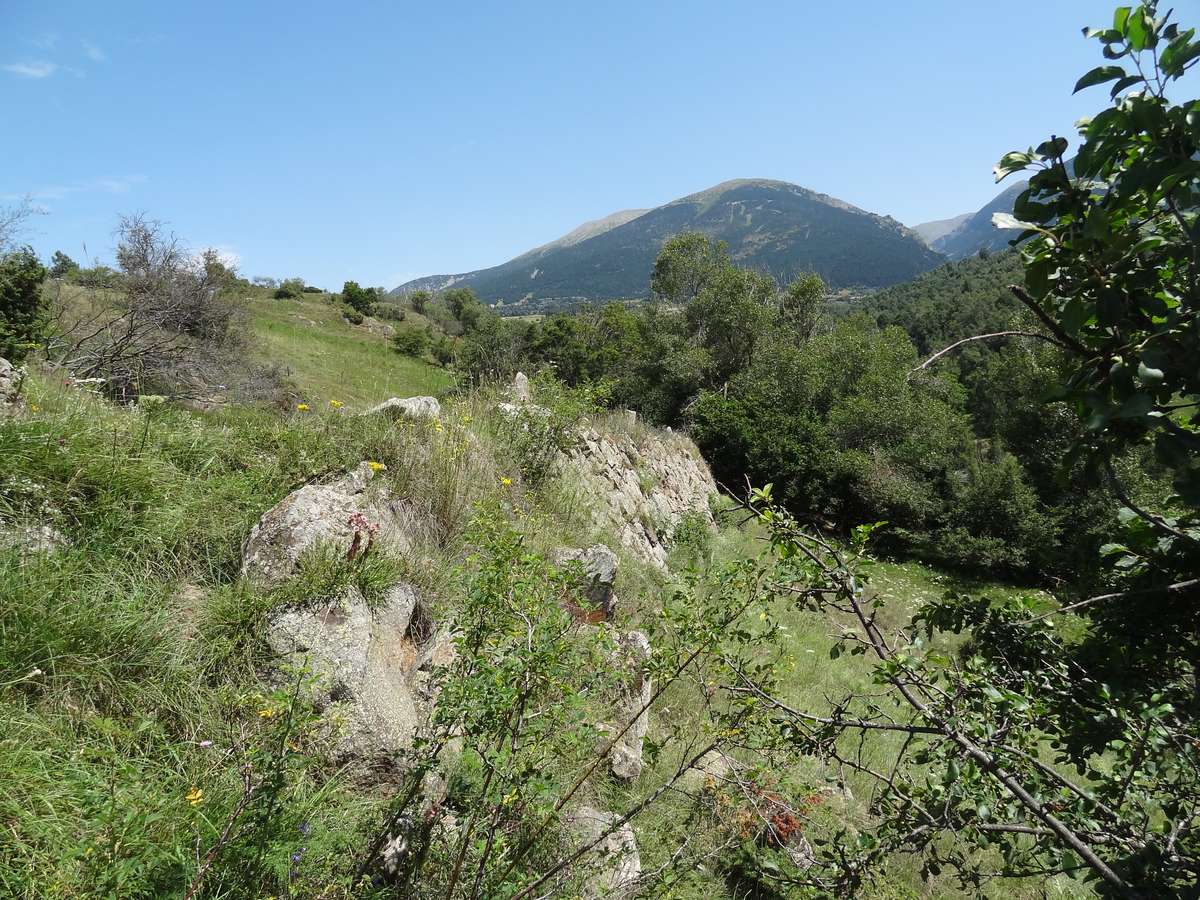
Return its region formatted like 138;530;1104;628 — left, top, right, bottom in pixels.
909;331;1067;377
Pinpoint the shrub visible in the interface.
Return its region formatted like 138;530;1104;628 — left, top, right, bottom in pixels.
391;326;429;357
374;303;407;322
340;281;377;316
340;304;364;325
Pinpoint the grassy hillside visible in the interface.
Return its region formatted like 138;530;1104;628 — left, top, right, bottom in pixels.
3;278;1093;898
247;290;452;405
0;363;1079;898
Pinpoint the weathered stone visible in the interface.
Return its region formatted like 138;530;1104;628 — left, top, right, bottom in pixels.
511;371;532;403
0;357;23;412
266;583;423;760
680;750;744;792
566;806;641;899
365;395;441;420
610;630;651;781
552;544;619;619
565;426;717;569
784;834;816;871
0;523;68;556
241;462;420;588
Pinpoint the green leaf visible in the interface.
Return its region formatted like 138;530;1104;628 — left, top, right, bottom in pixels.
1112;392;1153;420
1109;74;1144;97
1074;65;1126;93
1114;7;1131;33
1137;361;1165;383
1127;10;1150;51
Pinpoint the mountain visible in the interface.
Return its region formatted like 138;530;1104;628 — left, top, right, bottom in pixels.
921;181;1028;260
912;213;971;246
392;179;944;305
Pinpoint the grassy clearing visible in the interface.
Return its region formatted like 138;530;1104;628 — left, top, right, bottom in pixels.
246;291;452;406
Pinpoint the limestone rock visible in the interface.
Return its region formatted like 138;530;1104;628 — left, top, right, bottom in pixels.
552;544;619;619
0;357;23;412
610;630;651;781
681;750;745;792
0;523;68;556
241;462;420;588
266;582;423;760
365;396;441;420
565;425;718;569
566;806;641;899
511;371;532;403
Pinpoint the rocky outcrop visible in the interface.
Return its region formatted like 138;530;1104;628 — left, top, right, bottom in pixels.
610;630;652;781
246;463;441;762
568;422;718;568
242;462;424;588
566;806;641;899
266;583;424;760
365;396;441;420
0;357;23;413
510;371;532;403
552;544;619;620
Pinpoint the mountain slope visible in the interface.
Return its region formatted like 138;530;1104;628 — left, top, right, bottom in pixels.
912;212;972;246
928;181;1028;260
393;179;944;304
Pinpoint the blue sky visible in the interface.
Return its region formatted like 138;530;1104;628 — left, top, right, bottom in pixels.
0;1;1170;289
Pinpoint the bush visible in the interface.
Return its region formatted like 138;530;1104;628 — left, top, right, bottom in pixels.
0;247;46;362
340;304;364;325
340;281;377;316
273;278;306;300
391;326;429;357
374;304;407;322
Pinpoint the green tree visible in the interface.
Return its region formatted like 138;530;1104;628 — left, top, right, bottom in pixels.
407;289;431;314
391;326;430;358
340;280;377;315
777;271;826;340
650;231;729;305
0;248;47;362
738;7;1200;896
48;251;79;279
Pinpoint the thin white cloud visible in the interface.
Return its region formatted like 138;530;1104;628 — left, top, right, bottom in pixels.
4;61;58;79
29;32;59;50
2;175;148;205
82;41;106;62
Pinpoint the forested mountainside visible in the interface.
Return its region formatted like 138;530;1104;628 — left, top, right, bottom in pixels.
392;179;943;307
862;249;1026;352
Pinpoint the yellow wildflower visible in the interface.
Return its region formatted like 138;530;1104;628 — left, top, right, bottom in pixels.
186;787;204;806
258;707;277;719
329;399;344;409
296;403;310;412
29;403;40;412
500;476;512;487
367;461;386;473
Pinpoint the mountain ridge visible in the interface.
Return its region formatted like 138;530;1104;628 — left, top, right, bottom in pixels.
392;178;944;306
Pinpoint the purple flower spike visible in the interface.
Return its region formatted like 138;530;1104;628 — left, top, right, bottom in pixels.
198;740;214;749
